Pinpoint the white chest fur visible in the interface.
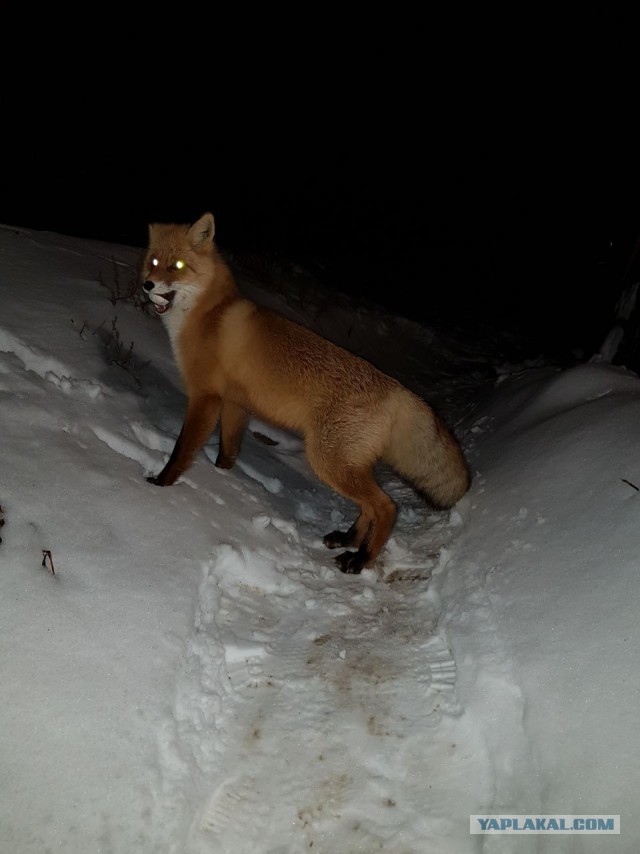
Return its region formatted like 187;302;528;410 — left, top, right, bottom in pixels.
160;282;203;364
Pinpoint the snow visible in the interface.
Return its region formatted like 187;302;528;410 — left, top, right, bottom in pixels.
1;223;638;853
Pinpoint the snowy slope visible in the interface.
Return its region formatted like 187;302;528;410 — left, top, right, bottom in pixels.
1;224;637;853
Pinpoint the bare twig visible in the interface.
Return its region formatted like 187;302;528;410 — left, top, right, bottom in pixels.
105;316;150;388
41;549;55;575
98;257;150;314
70;318;89;340
622;478;639;492
73;314;150;391
0;504;4;544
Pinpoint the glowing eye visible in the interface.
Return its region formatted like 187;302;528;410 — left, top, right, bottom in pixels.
174;260;185;270
151;258;158;267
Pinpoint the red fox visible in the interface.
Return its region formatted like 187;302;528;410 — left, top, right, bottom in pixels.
142;212;470;573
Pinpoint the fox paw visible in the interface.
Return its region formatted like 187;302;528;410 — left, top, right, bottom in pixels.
335;551;365;574
324;528;358;549
214;455;236;470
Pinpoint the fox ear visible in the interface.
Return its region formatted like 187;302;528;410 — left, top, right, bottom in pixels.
188;212;215;248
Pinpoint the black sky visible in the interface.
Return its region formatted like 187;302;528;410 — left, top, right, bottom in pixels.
3;1;639;363
1;109;639;363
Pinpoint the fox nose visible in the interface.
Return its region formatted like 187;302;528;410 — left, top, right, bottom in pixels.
143;280;155;292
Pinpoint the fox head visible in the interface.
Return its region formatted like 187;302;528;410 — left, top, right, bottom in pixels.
142;212;216;316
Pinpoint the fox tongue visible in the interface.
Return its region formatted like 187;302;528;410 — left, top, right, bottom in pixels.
150;289;175;315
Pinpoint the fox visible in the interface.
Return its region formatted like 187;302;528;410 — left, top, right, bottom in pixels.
142;212;470;574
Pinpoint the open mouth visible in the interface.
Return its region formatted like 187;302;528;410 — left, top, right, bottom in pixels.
150;291;176;315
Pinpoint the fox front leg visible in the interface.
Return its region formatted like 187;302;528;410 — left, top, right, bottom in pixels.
215;401;248;470
148;395;222;486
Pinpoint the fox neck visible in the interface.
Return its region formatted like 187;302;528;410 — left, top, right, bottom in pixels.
161;255;237;361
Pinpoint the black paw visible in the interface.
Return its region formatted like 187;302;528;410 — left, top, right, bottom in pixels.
335;551;365;574
215;455;236;470
146;475;163;486
323;529;355;549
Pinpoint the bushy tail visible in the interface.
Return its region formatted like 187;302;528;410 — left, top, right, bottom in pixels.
383;389;470;509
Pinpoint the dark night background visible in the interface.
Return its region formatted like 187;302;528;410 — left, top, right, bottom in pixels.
2;93;639;368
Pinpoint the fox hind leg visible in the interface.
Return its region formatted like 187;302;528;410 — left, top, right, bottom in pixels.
312;460;397;574
323;512;368;549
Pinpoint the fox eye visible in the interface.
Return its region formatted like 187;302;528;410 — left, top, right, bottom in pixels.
150;257;159;267
170;259;185;271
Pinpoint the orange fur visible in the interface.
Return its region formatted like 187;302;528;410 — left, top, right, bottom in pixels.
142;212;470;573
